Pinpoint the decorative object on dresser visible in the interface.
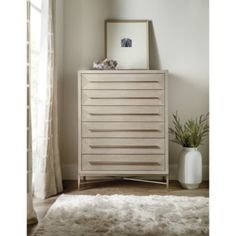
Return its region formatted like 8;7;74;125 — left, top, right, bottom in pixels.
105;20;149;69
78;70;168;189
169;113;209;189
92;58;118;70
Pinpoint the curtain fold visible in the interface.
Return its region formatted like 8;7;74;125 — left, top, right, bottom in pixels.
32;0;63;199
27;0;38;224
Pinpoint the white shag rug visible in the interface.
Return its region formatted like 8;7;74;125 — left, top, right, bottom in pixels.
33;194;209;236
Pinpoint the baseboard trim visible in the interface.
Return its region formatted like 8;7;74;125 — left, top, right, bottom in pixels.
61;164;209;181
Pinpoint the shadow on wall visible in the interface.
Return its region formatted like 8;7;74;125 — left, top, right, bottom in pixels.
149;21;161;69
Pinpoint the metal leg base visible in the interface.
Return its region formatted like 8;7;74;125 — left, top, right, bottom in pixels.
123;176;169;189
78;175;169;190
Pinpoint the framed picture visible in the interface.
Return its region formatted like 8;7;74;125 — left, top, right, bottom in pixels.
105;20;149;69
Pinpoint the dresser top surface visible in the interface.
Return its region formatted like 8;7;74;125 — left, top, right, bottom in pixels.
78;70;168;74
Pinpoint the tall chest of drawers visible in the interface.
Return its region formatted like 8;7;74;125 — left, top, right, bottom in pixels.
78;70;168;189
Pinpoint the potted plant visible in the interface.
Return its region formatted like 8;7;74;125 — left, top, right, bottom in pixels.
169;112;209;189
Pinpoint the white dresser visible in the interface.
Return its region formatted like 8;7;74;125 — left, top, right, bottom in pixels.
78;70;168;189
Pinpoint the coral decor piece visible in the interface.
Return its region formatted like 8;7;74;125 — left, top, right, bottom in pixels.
93;58;118;70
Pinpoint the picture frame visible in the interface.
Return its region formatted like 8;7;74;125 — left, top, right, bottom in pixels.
105;20;149;70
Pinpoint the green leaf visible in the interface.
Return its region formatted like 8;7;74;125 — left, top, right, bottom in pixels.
169;112;209;147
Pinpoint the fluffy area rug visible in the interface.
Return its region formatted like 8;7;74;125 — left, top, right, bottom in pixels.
33;194;209;236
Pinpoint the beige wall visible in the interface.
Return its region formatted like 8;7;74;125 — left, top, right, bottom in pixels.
61;0;209;180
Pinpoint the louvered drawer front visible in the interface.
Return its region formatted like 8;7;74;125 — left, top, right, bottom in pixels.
82;73;164;90
82;122;165;138
82;90;164;106
78;71;168;177
82;138;165;154
82;155;165;171
82;106;164;122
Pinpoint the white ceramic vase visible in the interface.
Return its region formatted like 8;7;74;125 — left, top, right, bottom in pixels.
178;147;202;189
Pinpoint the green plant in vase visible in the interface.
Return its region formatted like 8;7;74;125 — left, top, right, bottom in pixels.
169;112;209;189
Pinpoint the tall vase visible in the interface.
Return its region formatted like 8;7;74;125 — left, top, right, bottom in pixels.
178;147;202;189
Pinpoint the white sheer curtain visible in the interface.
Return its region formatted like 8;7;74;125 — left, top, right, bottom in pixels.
27;0;37;225
32;0;62;199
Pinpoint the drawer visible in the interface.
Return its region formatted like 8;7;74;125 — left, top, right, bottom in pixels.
82;73;164;90
82;122;165;138
82;138;165;154
82;106;164;122
82;90;164;106
82;154;165;171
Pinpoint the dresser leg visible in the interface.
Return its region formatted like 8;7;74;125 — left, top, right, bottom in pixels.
166;175;169;190
78;176;81;190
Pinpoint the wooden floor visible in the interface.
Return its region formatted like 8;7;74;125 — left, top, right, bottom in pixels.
27;179;209;236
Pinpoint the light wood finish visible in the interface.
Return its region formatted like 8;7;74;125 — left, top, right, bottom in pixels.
82;106;165;122
82;155;165;171
82;138;165;154
78;70;168;189
82;90;165;106
82;73;164;90
82;122;165;138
